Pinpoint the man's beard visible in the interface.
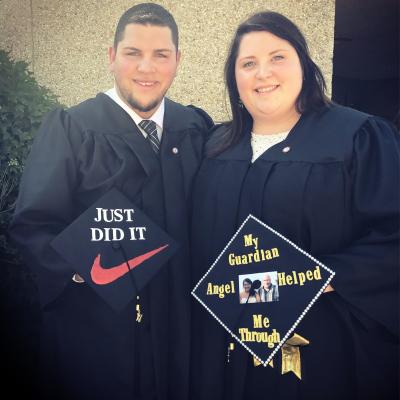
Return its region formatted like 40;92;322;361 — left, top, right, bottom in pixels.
126;93;163;113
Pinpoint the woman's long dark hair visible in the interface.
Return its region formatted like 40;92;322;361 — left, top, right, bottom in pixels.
208;11;330;157
243;278;256;297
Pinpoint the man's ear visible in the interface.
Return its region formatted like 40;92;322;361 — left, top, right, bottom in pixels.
176;49;182;66
108;46;116;72
175;50;181;76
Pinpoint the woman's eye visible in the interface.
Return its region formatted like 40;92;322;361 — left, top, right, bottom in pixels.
243;61;255;68
272;55;284;61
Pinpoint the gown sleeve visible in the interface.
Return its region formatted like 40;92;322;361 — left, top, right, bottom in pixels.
319;117;399;336
9;108;82;307
186;105;214;131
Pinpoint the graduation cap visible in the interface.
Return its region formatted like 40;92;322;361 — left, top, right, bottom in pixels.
192;214;334;366
51;188;178;312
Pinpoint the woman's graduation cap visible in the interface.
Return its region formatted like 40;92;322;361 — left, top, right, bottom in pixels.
192;215;335;366
51;188;178;312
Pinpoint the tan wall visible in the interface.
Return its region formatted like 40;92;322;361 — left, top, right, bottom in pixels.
0;0;335;121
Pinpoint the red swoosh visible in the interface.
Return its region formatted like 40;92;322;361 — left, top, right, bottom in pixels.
90;244;169;285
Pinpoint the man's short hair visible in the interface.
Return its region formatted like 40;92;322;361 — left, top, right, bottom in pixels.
114;3;179;50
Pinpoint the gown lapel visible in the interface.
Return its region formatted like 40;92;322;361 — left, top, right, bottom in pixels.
100;93;160;180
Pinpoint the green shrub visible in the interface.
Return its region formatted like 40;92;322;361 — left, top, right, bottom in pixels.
0;50;62;263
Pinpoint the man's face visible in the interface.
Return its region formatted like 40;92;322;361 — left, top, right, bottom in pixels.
263;274;271;289
109;23;180;118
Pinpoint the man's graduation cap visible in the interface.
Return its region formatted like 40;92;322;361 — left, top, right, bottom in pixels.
192;215;334;366
51;188;178;312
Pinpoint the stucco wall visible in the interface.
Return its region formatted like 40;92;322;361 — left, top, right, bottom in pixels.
0;0;335;121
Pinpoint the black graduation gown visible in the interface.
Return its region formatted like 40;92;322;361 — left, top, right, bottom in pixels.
190;105;399;400
10;93;212;400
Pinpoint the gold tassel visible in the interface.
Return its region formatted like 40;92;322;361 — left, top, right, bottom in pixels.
281;333;309;379
252;333;309;380
227;342;235;363
136;303;143;323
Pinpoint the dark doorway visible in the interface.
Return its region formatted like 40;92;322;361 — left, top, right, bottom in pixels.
333;0;399;123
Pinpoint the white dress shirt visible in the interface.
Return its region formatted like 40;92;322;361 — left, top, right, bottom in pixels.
105;87;164;141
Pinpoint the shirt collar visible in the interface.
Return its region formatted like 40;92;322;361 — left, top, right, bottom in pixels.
105;87;164;130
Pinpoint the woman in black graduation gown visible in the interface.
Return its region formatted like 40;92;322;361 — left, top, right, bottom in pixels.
190;11;399;400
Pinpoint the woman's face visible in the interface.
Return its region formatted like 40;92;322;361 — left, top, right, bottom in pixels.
243;281;251;292
235;31;303;126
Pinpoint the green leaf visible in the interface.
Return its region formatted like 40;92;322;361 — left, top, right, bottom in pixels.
0;49;63;260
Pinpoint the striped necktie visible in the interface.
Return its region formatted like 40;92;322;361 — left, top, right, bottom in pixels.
139;120;160;154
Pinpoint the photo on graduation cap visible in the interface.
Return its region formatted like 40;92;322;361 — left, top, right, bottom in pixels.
238;271;279;304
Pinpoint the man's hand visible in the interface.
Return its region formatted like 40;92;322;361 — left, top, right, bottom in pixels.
72;273;85;283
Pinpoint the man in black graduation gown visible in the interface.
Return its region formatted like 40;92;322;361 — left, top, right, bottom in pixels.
10;3;212;400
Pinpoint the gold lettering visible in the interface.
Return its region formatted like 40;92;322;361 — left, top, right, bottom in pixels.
277;267;323;288
253;315;262;328
225;283;231;294
278;272;286;286
206;283;213;295
244;234;253;247
206;281;235;298
253;314;270;328
238;327;280;349
314;266;322;280
239;328;250;341
306;270;313;280
253;237;259;250
271;248;279;257
298;272;306;286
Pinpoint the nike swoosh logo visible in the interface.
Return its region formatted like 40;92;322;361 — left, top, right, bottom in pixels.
90;244;169;285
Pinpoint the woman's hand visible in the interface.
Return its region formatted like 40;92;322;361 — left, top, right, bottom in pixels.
323;284;334;293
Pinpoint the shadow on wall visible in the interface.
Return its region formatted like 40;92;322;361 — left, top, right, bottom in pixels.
333;77;398;121
332;0;399;123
